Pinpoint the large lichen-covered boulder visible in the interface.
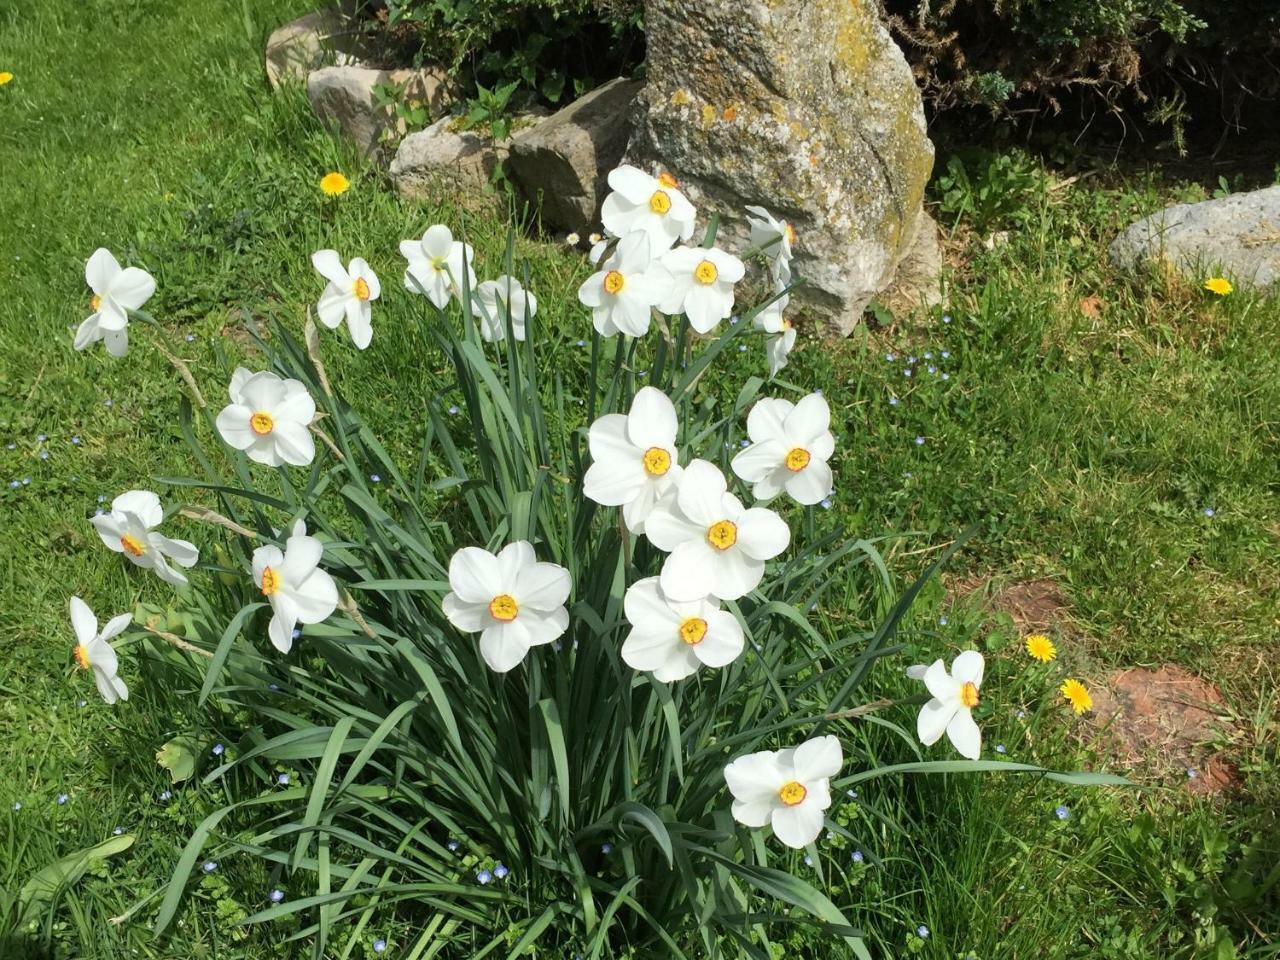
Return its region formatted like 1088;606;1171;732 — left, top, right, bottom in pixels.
628;0;938;334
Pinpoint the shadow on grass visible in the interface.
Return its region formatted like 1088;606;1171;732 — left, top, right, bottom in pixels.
0;934;58;959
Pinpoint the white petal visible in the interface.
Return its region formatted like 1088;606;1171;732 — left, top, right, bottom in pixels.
735;508;790;560
659;540;718;602
99;612;134;641
917;698;955;746
724;750;782;806
690;609;744;668
443;594;488;633
495;540;536;587
676;460;729;526
731;439;786;483
783;459;833;506
69;596;98;646
269;599;299;653
516;562;571;611
747;398;792;443
94;666;121;705
216;404;257;450
479;620;533;673
951;650;985;688
626;387;678;450
152;535;198;568
792;735;843;782
317;284;350;329
518;606;568;647
289;569;339;623
642;495;702;552
923;659;959;702
771;802;824;849
946;708;982;760
785;394;831;443
85;248;121;292
270;421;316;467
109;267;156;311
708;547;763;601
448;547;500;603
620;625;682;673
311;249;349;286
73;315;103;350
622;577;679;629
274;381;316;425
347;302;373;349
103;327;130;357
113;491;163;528
281;534;323;580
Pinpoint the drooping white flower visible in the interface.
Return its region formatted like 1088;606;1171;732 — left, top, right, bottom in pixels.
745;206;797;266
731;394;835;505
724;735;842;849
583;386;682;534
400;224;477;309
215;368;316;468
588;229;616;267
311;250;380;349
657;245;745;334
475;275;537;342
600;166;696;257
90;490;198;587
442;542;571;673
914;651;985;760
69;596;131;704
251;520;339;654
577;232;670;338
621;577;744;681
754;295;797;378
644;459;790;602
73;248;156;358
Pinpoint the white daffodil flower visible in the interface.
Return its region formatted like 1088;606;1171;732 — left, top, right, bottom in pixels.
251;520;339;654
577;232;671;338
69;596;131;704
583;386;682;534
724;735;842;849
645;459;790;602
657;245;745;334
401;224;477;309
731;394;835;505
215;368;316;468
90;490;198;587
600;165;696;257
754;295;797;378
621;577;744;681
442;541;571;673
73;248;156;358
312;250;380;349
745;205;797;266
914;651;985;760
475;275;537;342
588;229;616;267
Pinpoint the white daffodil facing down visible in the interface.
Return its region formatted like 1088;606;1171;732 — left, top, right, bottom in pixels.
475;275;537;342
73;248;156;358
583;386;682;534
90;490;198;587
311;250;380;349
577;232;670;338
401;224;477;309
600;165;696;256
724;735;842;849
913;650;985;760
442;542;571;673
621;577;744;681
754;294;796;378
645;459;790;602
251;520;339;653
731;394;835;505
657;245;745;334
745;205;797;268
69;596;131;704
215;368;316;468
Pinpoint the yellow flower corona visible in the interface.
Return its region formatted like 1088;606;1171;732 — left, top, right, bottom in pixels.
119;534;146;557
648;190;672;215
959;681;980;708
488;593;519;622
74;644;91;670
319;172;350;196
784;447;811;472
1060;678;1092;714
1203;277;1232;296
678;617;708;645
260;566;281;596
603;270;626;295
1025;633;1057;662
353;277;371;301
642;446;672;477
778;780;807;806
706;519;738;551
693;260;718;285
250;411;275;436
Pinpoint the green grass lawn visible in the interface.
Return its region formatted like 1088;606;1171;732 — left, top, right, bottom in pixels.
1;0;1277;957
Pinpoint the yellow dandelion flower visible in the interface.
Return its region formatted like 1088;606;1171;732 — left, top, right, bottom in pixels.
0;72;13;86
1025;633;1057;662
1203;277;1232;296
1060;678;1092;715
319;172;350;197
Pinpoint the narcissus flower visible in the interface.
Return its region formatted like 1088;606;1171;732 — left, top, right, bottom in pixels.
1060;678;1092;714
442;542;571;673
475;275;537;342
754;295;796;378
658;245;745;333
600;166;696;256
251;520;339;653
69;596;131;704
1025;633;1056;662
73;248;156;358
621;577;744;681
645;459;790;602
91;490;198;587
319;172;350;196
215;369;316;467
724;735;842;849
577;232;670;337
1203;276;1232;296
401;225;477;309
583;386;682;534
745;205;797;285
913;651;985;760
731;393;835;505
311;250;380;349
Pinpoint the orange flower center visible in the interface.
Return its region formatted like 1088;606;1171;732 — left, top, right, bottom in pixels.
778;780;807;806
658;172;679;188
353;277;371;301
250;411;274;436
642;446;672;477
785;447;810;471
785;223;797;246
707;520;737;551
649;190;672;215
603;270;625;295
489;593;519;622
781;318;793;331
120;534;146;557
74;644;91;670
679;617;708;645
959;681;980;708
694;260;718;285
260;566;281;596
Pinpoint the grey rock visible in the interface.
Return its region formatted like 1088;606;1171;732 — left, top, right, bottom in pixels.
509;78;644;236
265;8;364;90
881;212;944;314
1110;186;1280;289
307;65;455;156
627;0;936;335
